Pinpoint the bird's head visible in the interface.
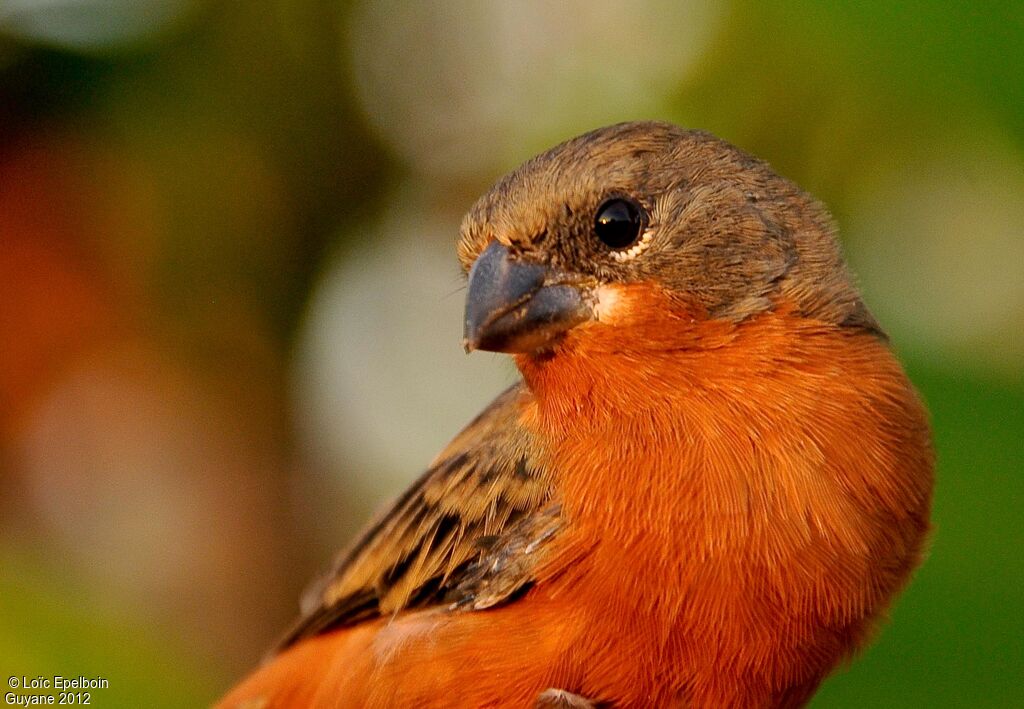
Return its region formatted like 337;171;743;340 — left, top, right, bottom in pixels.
459;121;880;358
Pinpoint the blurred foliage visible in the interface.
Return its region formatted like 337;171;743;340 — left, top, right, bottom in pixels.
0;1;1020;707
1;547;222;707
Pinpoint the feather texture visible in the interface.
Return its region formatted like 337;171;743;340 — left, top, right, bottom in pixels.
276;384;561;651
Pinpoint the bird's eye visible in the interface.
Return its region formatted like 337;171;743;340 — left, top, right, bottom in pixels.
594;198;643;250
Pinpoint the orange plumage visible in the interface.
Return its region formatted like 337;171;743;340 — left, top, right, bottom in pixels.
220;122;933;708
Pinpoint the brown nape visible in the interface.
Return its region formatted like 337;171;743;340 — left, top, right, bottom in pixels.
458;121;884;337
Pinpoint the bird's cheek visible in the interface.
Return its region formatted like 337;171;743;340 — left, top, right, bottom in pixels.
592;283;629;324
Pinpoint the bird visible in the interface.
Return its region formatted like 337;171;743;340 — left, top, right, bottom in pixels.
219;121;934;708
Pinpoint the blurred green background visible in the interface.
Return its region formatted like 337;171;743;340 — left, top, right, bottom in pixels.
0;1;1021;707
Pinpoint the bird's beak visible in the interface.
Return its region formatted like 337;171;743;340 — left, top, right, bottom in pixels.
464;241;593;354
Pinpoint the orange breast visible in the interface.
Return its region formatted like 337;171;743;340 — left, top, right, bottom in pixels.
221;294;932;709
516;293;933;707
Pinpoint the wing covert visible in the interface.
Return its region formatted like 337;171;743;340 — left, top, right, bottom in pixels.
275;383;560;652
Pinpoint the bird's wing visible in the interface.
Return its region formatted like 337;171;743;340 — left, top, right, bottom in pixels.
274;383;561;652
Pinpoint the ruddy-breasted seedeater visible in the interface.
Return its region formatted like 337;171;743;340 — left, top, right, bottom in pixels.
220;122;933;708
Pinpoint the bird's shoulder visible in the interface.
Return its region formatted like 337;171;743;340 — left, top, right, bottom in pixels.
274;382;561;652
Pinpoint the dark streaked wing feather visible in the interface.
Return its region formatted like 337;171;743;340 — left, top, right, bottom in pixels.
274;383;560;653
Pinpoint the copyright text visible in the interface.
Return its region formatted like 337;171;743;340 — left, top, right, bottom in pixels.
5;676;109;706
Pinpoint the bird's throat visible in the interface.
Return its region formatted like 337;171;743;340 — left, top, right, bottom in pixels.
516;305;933;706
